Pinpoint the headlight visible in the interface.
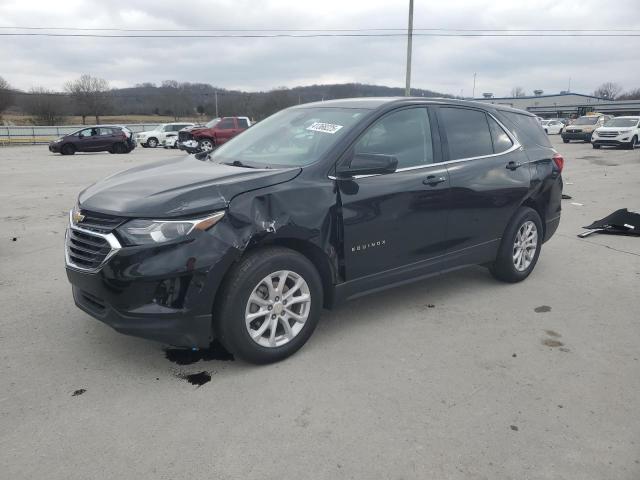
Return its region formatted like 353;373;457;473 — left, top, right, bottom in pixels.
618;130;631;134
117;212;225;245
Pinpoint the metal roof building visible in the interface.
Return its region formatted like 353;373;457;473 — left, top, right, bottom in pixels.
474;93;640;117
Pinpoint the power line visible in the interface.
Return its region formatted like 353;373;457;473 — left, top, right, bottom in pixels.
2;32;640;38
1;26;640;33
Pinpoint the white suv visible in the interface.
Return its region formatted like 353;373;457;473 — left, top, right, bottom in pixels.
592;116;640;150
136;123;194;148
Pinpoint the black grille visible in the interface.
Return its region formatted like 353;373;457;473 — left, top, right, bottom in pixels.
66;229;112;270
178;131;193;142
77;210;126;233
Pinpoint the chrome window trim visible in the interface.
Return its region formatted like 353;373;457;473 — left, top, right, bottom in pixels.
65;210;122;274
329;111;521;180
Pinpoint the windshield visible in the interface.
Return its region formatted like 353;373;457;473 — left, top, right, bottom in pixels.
604;118;639;128
210;107;368;167
206;118;221;128
573;117;599;125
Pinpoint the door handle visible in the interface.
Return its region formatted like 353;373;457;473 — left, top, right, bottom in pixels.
506;161;523;171
423;175;446;186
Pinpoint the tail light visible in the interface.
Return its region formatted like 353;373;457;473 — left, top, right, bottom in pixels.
552;152;564;173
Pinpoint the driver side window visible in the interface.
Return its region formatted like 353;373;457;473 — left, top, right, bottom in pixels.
354;108;433;169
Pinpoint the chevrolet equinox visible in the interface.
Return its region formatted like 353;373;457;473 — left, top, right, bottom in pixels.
65;98;563;363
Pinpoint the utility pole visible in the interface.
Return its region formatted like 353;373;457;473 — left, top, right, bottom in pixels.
215;90;219;118
404;0;414;96
568;77;571;93
472;73;477;98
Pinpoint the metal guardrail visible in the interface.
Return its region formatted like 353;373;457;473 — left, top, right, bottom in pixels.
0;124;161;146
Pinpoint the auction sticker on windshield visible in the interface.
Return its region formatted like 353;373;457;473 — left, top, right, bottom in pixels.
306;122;343;134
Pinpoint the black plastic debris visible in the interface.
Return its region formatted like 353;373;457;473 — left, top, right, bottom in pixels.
561;194;572;200
578;209;640;238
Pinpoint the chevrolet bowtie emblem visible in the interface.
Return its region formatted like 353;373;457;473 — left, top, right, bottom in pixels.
73;210;85;224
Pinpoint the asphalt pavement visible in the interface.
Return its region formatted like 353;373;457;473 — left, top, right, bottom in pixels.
1;138;639;479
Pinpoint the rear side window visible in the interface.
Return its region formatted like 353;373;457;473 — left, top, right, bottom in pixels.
218;118;235;129
237;118;250;128
501;112;552;147
440;107;493;160
488;117;513;153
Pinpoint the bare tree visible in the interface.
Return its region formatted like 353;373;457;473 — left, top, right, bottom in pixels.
0;75;14;120
159;81;194;120
593;82;622;100
618;88;640;101
511;86;526;97
23;88;66;125
65;74;111;124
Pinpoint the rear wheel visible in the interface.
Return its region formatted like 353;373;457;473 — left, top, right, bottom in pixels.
215;247;323;364
111;142;126;154
61;144;75;155
490;207;543;283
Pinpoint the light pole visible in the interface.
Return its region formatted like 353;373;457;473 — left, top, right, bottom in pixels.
404;0;414;96
472;73;477;98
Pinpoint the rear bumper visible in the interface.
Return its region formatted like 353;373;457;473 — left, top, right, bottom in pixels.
562;132;591;141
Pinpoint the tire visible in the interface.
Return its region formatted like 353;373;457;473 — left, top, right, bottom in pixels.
61;144;75;155
111;142;126;154
592;144;601;149
146;137;158;148
141;144;148;148
544;129;548;134
490;207;543;283
627;136;638;150
562;138;569;144
559;128;563;134
198;138;215;152
215;247;323;364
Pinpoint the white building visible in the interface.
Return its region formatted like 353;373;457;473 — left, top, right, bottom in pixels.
474;93;640;117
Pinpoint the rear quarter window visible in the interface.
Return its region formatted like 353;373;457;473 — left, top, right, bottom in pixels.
500;111;552;148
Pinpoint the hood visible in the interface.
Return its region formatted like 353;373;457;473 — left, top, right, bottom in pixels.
136;130;158;136
78;156;301;218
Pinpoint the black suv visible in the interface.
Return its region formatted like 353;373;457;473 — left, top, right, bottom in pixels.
49;125;135;155
65;98;563;363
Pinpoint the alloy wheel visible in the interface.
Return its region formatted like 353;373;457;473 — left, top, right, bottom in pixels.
512;221;538;272
199;139;214;152
244;270;311;348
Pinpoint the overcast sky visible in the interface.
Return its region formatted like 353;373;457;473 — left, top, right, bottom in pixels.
1;0;640;97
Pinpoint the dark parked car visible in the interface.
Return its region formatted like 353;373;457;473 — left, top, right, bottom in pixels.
65;98;563;363
49;125;135;155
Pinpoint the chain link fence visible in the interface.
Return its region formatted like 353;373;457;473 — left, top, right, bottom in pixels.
0;124;161;146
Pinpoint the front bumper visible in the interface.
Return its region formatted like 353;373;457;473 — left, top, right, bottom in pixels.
65;221;238;348
591;136;632;146
562;131;592;141
49;143;61;152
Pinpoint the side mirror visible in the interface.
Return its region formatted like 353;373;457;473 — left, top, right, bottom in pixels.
78;134;84;139
336;153;398;179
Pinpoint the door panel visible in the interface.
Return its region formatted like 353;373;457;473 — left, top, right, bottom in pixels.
339;166;450;279
338;106;450;280
436;106;531;253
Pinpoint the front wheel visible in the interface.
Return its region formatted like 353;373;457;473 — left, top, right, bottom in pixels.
490;207;543;283
626;136;638;150
146;137;158;148
562;138;569;143
198;138;215;152
592;144;601;149
215;247;323;364
61;144;75;155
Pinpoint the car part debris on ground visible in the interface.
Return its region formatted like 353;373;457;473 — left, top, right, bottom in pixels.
578;208;640;238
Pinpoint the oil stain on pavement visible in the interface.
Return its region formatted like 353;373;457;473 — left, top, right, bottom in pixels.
534;305;552;313
176;371;212;387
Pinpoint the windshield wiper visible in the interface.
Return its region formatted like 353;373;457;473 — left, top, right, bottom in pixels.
223;160;257;169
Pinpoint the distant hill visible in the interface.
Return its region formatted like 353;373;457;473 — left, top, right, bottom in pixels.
108;82;454;120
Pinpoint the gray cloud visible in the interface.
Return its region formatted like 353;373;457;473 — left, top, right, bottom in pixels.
1;0;640;96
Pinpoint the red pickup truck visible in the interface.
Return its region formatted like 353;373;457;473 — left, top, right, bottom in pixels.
178;116;251;152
